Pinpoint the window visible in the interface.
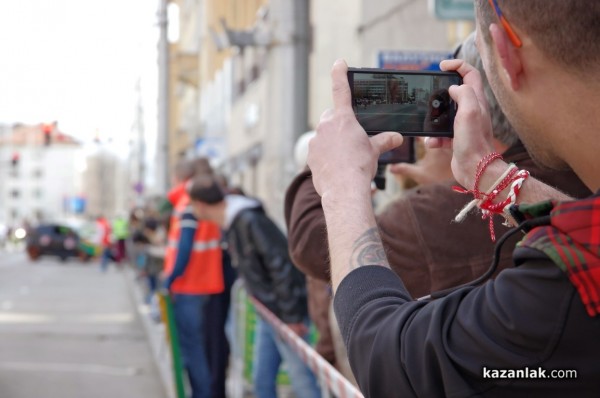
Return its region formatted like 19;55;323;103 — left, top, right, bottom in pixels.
10;189;20;198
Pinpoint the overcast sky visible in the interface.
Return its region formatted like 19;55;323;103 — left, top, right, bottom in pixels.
0;0;159;152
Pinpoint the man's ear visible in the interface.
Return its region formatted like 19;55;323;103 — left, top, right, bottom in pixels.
489;23;522;91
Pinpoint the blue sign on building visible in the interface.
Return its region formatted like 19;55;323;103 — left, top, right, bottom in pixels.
378;50;453;71
195;136;225;162
64;196;86;214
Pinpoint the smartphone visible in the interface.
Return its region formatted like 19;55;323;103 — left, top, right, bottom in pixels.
379;137;415;164
347;67;462;137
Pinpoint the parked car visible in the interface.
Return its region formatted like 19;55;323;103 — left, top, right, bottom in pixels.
26;224;92;261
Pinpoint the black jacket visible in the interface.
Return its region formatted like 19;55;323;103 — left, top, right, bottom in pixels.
334;245;600;397
227;206;308;324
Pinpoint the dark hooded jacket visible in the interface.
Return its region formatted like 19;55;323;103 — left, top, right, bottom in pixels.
225;195;307;323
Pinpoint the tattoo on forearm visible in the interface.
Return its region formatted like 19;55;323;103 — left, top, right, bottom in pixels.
349;227;389;270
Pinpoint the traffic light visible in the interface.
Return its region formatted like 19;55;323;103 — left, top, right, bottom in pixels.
42;123;52;146
11;152;20;167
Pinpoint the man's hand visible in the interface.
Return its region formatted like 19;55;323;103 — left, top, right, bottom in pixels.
429;59;573;220
308;60;399;292
307;59;403;199
426;59;497;189
389;139;454;186
160;274;172;296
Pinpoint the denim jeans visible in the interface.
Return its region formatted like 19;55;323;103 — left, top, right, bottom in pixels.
172;294;211;398
253;316;321;398
146;274;158;304
100;247;112;272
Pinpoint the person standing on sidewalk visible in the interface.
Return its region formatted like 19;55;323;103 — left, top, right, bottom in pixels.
97;215;114;272
112;214;129;265
188;175;321;398
203;174;239;398
163;158;224;398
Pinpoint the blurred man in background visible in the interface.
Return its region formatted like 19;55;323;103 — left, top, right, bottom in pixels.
163;158;224;398
188;174;321;398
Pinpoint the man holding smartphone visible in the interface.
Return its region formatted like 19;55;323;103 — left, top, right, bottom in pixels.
305;0;600;396
286;31;589;311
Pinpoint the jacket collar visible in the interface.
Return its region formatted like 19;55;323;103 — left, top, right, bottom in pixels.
516;192;600;317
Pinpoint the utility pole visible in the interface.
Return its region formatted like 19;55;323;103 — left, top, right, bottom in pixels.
268;0;310;226
134;78;146;206
156;0;170;194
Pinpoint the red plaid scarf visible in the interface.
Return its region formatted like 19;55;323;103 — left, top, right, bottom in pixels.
516;196;600;317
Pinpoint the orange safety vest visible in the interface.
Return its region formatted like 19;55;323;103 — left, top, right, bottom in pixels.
163;192;224;295
97;217;111;247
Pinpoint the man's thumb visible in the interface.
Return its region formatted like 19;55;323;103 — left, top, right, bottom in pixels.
370;132;403;155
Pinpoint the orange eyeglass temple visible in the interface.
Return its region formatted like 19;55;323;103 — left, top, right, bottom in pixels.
487;0;523;48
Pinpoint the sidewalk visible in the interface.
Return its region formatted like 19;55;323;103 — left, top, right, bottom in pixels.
123;267;175;398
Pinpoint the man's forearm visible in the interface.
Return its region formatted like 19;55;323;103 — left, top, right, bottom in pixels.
517;177;573;203
321;189;390;292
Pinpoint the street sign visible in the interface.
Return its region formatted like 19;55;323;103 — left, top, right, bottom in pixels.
195;136;226;163
429;0;475;20
378;50;453;71
133;182;144;195
63;196;86;214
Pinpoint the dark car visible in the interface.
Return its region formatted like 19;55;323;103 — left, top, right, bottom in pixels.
26;224;89;261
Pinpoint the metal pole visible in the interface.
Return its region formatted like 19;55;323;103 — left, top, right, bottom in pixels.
158;293;186;398
134;79;146;206
157;0;170;195
269;0;310;226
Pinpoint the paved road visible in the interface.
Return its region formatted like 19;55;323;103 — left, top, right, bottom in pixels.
0;250;167;398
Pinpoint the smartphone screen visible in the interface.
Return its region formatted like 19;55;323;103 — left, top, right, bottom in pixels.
379;137;415;164
348;68;462;137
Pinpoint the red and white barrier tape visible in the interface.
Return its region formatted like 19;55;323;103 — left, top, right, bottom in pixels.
249;296;364;398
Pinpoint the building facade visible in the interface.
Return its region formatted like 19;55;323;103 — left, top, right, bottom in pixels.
163;0;473;226
0;123;81;227
78;142;128;220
